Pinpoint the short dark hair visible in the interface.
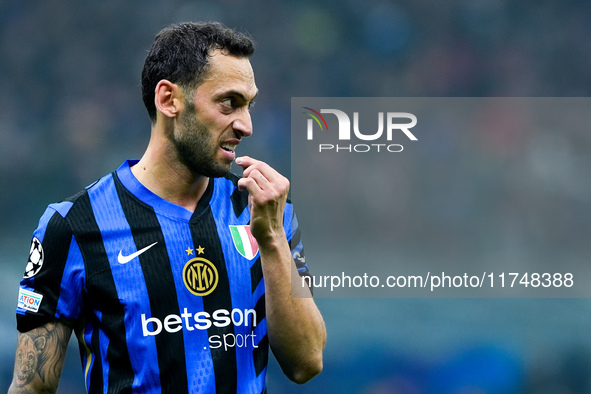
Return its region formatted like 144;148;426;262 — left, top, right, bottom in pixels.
141;22;255;122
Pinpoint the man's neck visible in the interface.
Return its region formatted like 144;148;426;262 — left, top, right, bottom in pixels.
131;151;210;213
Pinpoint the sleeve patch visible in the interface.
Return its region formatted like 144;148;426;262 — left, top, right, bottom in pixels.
18;288;44;313
24;237;44;279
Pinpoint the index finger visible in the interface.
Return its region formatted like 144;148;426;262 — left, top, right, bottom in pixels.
235;156;259;169
236;156;271;179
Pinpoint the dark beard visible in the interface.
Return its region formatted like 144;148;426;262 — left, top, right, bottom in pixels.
175;135;231;178
173;105;232;178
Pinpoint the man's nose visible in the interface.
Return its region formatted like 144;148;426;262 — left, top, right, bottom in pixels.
232;109;253;137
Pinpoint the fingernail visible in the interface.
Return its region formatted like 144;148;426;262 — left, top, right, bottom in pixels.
235;157;242;164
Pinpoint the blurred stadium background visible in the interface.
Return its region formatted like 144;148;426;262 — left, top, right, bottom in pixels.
2;1;591;392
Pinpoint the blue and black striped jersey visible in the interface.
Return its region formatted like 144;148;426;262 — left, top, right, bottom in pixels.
16;160;309;393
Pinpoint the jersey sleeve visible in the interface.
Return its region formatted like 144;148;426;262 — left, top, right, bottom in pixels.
16;203;85;332
284;203;311;279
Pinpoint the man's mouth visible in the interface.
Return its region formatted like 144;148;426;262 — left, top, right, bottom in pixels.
221;143;237;153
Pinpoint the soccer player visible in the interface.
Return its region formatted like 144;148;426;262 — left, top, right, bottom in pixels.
9;22;326;393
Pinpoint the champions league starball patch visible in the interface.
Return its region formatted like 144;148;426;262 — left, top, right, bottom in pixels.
24;237;44;279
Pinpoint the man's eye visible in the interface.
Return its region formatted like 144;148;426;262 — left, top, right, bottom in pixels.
248;101;256;110
221;98;234;108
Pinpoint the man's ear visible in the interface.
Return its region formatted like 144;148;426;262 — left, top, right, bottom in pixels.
154;80;184;118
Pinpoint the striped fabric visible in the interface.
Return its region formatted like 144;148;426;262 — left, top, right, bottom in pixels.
16;160;310;393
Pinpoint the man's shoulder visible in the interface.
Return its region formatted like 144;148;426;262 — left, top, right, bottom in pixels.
47;171;116;219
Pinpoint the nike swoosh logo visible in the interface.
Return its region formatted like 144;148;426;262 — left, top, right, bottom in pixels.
118;242;158;264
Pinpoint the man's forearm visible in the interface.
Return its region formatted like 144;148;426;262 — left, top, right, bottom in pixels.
235;156;326;382
260;236;326;384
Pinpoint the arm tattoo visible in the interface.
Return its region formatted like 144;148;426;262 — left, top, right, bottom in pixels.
10;322;72;394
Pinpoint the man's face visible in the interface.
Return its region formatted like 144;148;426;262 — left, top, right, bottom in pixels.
173;50;258;178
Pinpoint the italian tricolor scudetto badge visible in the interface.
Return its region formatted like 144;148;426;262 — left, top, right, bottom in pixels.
229;225;259;260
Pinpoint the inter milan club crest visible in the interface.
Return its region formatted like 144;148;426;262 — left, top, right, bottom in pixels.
183;257;219;296
229;225;259;260
24;237;44;279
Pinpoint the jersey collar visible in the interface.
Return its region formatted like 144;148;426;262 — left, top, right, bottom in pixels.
115;160;213;222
